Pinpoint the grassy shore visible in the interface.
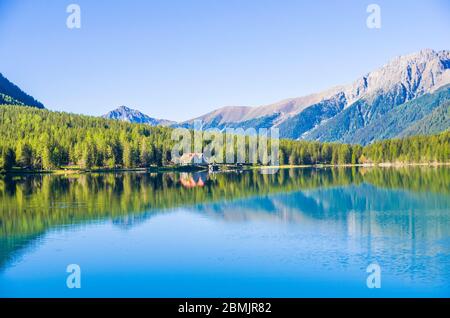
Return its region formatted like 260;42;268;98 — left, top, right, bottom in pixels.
1;165;207;175
255;162;450;170
2;162;450;175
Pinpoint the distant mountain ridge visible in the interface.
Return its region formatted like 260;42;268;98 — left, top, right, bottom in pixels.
3;49;450;145
300;50;450;143
102;106;174;126
338;84;450;144
179;49;450;144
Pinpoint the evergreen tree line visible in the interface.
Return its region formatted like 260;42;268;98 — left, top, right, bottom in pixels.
0;106;173;170
0;105;449;171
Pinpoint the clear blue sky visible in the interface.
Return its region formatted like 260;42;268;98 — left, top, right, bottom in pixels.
0;0;449;121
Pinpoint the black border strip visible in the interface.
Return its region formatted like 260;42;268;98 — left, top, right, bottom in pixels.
1;298;448;314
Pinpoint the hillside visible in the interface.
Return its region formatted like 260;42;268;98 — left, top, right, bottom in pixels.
0;73;44;108
399;101;450;137
181;49;450;144
306;85;450;144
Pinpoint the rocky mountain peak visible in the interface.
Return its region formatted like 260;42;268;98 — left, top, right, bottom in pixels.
342;49;450;106
102;106;174;126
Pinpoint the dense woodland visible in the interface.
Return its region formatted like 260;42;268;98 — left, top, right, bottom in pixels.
0;105;449;171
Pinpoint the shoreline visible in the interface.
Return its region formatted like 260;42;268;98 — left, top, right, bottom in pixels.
259;162;450;169
1;162;450;175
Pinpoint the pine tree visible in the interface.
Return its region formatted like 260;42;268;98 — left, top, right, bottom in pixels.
1;147;15;170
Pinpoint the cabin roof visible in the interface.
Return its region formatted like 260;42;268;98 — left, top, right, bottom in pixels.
178;152;208;165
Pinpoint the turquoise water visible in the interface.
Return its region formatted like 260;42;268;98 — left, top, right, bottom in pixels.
0;168;449;297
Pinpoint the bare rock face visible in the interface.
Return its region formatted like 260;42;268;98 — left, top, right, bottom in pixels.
344;49;450;104
303;49;450;143
182;49;450;144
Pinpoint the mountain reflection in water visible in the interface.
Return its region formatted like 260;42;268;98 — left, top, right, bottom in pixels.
0;167;449;297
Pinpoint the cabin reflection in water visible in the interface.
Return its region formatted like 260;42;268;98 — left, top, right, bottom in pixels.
179;172;209;188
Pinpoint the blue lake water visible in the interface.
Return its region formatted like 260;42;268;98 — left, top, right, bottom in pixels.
0;168;449;297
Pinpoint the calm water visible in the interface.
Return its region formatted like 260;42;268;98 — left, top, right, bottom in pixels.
0;167;449;297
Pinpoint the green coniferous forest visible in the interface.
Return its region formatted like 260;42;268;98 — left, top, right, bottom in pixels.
0;105;449;172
